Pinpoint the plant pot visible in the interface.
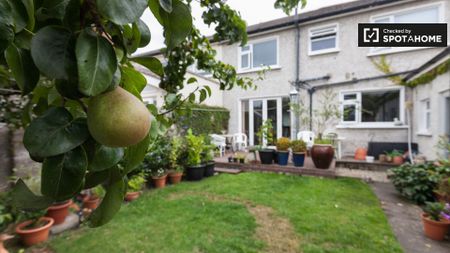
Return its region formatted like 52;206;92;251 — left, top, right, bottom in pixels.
45;199;72;225
393;156;404;165
204;162;215;177
233;158;238;163
259;149;274;164
378;154;387;163
272;150;278;163
354;148;367;160
125;192;140;202
292;152;305;167
15;217;54;247
83;196;100;210
277;151;289;166
239;158;245;164
228;157;233;163
421;213;450;241
386;156;393;163
311;144;334;169
186;164;205;181
169;172;183;184
152;175;167;189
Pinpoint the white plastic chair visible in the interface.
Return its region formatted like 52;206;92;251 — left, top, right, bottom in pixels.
232;133;247;151
210;134;226;157
297;131;315;149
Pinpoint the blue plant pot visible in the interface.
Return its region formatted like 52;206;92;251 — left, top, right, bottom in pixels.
292;152;305;167
277;151;289;166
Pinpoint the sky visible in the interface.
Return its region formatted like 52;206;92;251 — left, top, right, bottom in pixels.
136;0;357;54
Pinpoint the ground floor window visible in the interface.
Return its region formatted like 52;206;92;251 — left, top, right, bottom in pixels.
340;88;403;126
241;97;290;146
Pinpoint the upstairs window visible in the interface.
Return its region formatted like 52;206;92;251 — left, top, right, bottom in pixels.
238;38;278;71
309;24;339;55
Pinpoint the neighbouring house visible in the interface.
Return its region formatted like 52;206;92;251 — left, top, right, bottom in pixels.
139;0;450;161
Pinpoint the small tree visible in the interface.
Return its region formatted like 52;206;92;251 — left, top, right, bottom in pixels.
313;89;341;140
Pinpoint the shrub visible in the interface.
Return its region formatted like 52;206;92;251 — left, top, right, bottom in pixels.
174;104;230;135
201;135;215;163
92;185;106;198
388;163;450;204
186;129;204;166
127;173;146;192
169;136;184;172
291;140;306;153
423;202;445;221
436;177;450;197
276;137;290;151
314;138;332;145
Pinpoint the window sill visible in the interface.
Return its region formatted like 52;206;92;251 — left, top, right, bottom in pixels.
336;124;408;129
237;65;282;74
308;48;340;56
416;132;432;137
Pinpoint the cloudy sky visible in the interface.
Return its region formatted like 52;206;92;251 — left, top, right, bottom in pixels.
136;0;357;54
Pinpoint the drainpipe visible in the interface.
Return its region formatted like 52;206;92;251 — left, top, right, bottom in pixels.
308;87;315;131
294;7;300;138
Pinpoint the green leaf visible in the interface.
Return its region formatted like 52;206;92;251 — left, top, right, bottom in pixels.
149;120;160;139
23;107;90;158
76;30;117;96
123;132;150;175
11;179;53;211
159;0;172;13
5;44;40;94
97;0;148;25
89;167;125;227
41;146;87;201
151;0;192;50
131;56;163;77
55;78;84;99
84;169;110;189
9;0;28;33
204;85;211;96
36;0;70;21
31;26;76;79
199;89;207;102
136;19;151;47
20;0;34;30
63;0;80;31
123;23;140;54
187;77;197;84
121;66;147;97
108;66;121;91
13;29;33;49
89;145;124;172
0;0;15;52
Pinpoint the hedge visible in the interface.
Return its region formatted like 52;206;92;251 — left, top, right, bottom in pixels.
174;104;230;135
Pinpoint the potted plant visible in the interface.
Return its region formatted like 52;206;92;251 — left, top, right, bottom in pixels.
256;119;275;164
15;210;54;247
235;153;246;164
185;129;206;181
434;177;450;203
291;140;306;167
0;192;15;252
45;199;73;225
310;90;340;169
202;136;216;177
83;185;105;210
125;172;146;201
388;150;404;165
168;136;184;184
151;168;167;189
276;137;290;166
421;202;450;241
228;156;233;163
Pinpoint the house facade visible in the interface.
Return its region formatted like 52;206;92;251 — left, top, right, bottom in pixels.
142;0;450;160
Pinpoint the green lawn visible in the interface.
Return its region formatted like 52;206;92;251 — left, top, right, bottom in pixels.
48;173;402;253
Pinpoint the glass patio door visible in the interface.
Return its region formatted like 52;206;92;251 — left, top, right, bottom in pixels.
249;98;283;146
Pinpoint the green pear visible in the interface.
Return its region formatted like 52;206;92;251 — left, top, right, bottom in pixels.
87;87;151;147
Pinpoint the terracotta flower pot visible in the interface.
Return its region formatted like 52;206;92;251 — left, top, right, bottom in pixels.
0;234;14;253
15;217;54;247
421;213;450;241
378;154;387;163
152;175;167;189
125;192;140;202
83;196;100;210
311;144;334;169
392;156;404;165
45;199;73;225
169;172;183;184
354;148;367;160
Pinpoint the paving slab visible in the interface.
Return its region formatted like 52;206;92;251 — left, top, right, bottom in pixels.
370;182;450;253
50;213;80;235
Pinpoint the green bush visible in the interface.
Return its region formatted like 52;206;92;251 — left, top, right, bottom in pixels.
127;173;146;192
423;202;445;221
291;140;306;153
186;129;204;166
388;163;450;204
174;104;229;135
276;137;290;151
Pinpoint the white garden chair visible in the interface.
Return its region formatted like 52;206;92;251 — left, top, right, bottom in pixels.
210;134;226;157
297;131;315;149
232;133;247;151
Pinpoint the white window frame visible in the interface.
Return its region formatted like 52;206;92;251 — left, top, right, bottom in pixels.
337;87;405;129
341;92;360;123
368;1;445;56
418;98;432;135
308;23;339;56
238;36;280;73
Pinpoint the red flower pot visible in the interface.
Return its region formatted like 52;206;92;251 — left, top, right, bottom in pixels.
45;200;73;225
392;156;404;165
421;213;450;241
354;148;367;160
83;196;100;210
125;192;140;202
15;217;54;247
152;175;167;189
169;172;183;184
311;144;334;169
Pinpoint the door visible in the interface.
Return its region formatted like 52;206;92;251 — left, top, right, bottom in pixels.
248;98;284;146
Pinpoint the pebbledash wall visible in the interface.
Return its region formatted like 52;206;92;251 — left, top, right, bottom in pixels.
213;0;450;160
